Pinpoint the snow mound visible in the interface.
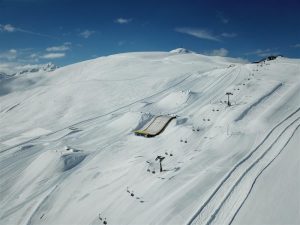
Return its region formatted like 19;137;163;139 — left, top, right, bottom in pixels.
60;151;86;171
156;90;192;110
141;90;196;114
170;48;193;54
134;112;154;131
29;149;87;173
108;112;142;130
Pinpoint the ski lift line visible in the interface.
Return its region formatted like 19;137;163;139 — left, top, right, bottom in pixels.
186;107;300;225
178;66;241;116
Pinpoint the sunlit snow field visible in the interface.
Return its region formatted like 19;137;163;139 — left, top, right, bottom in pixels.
0;50;299;225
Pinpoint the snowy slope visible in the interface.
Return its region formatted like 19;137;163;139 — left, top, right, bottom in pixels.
232;128;300;225
0;51;299;225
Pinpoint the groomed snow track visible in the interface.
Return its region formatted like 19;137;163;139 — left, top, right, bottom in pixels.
0;72;193;154
187;107;300;225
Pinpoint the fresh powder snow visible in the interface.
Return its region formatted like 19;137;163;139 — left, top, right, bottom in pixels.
0;50;299;225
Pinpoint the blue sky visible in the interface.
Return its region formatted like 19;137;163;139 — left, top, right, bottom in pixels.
0;0;299;67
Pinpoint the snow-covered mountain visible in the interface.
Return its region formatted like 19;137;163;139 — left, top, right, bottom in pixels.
0;50;299;225
0;72;13;81
14;63;58;75
169;48;194;54
0;62;57;79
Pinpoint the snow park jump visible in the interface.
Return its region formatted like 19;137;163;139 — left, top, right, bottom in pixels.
134;115;176;137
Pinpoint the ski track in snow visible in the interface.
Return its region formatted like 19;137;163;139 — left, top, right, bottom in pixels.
1;71;194;154
188;108;300;225
235;83;283;121
1;52;299;225
229;124;300;225
177;66;242;116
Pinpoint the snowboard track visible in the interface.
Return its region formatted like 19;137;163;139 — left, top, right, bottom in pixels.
187;107;300;225
1;71;195;153
228;123;300;225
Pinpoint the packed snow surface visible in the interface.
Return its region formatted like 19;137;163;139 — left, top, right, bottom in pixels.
0;51;299;225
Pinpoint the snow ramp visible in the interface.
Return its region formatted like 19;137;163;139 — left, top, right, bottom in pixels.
134;115;176;137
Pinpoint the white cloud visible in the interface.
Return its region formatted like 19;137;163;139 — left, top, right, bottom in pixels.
292;43;300;48
79;30;95;38
41;53;65;59
0;23;56;39
0;62;20;74
46;43;70;52
0;24;16;32
220;17;229;24
217;11;229;24
115;18;132;24
9;49;17;54
0;48;42;64
221;32;237;38
118;40;126;46
0;47;67;66
246;48;279;57
209;48;229;57
0;49;18;60
175;28;220;42
29;53;38;59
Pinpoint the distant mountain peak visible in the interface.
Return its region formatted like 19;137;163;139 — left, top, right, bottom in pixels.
170;48;194;54
15;63;58;76
0;71;12;81
42;62;58;72
0;62;58;81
